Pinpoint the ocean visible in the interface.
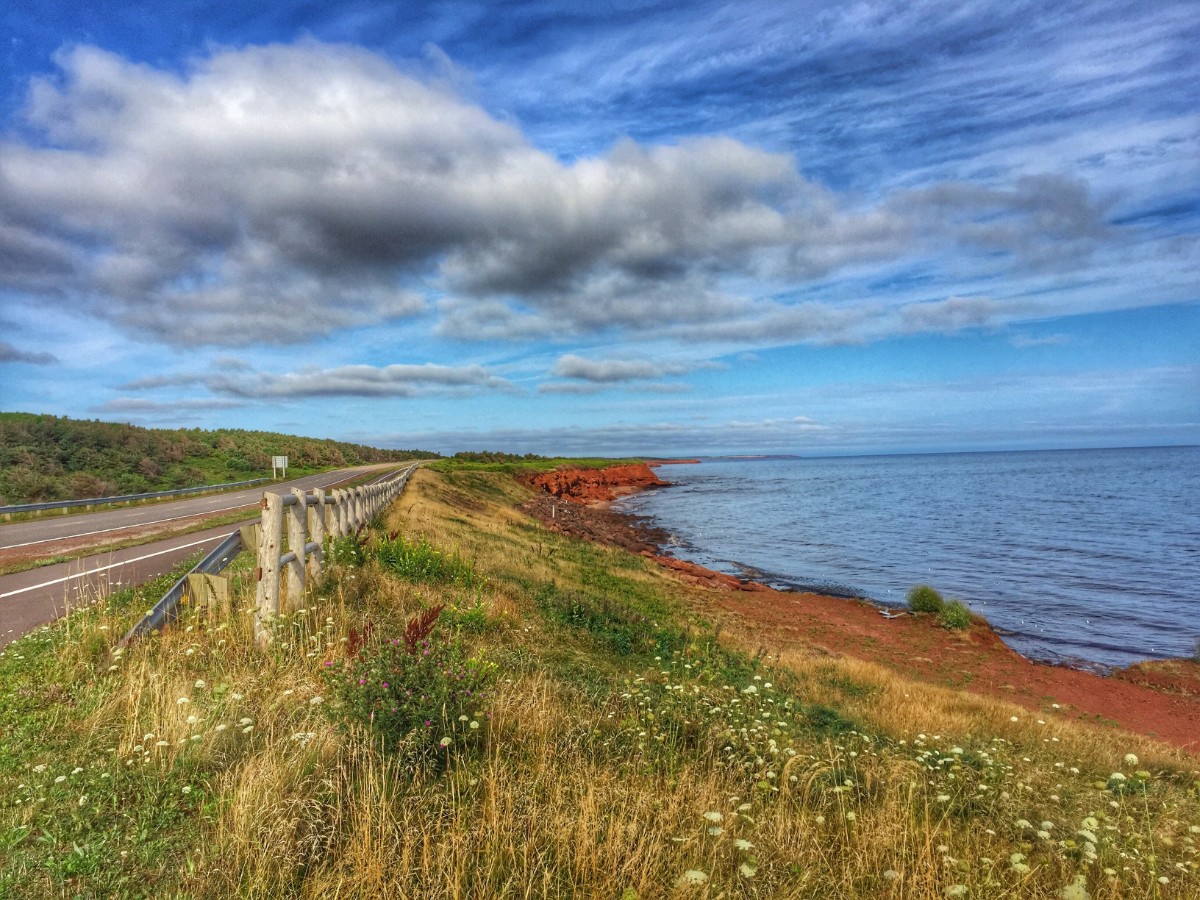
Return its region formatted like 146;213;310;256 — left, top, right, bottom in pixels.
615;447;1200;669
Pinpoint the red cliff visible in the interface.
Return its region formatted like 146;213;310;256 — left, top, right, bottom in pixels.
522;463;668;505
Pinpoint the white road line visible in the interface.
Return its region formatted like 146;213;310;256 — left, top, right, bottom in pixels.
0;535;226;599
1;502;253;550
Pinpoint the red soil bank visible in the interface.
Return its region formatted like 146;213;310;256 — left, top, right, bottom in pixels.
522;463;669;505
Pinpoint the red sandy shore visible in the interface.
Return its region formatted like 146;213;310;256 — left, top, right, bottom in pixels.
520;463;1200;752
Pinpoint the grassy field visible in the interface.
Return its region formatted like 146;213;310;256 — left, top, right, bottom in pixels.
1;464;1197;898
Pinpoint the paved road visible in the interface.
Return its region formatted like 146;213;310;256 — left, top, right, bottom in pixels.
0;522;250;648
0;465;409;648
0;465;392;551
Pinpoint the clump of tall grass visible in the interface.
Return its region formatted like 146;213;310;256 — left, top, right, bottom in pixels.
938;598;973;629
374;532;480;587
907;583;944;613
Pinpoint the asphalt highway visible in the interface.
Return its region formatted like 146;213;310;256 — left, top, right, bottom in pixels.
0;464;407;648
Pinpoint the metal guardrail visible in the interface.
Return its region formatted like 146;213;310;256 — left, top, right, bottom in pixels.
1;477;271;515
122;530;247;643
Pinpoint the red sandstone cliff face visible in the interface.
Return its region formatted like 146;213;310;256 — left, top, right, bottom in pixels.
521;464;668;505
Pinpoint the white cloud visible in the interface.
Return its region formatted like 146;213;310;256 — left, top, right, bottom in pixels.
0;41;1118;348
120;360;512;399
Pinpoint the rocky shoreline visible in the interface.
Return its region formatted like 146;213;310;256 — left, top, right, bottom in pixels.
519;462;1200;752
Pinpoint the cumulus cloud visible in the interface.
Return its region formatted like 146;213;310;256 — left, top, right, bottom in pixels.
121;360;512;399
0;341;57;364
0;41;1115;348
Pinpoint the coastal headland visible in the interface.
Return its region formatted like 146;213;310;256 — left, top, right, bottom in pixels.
521;462;1200;751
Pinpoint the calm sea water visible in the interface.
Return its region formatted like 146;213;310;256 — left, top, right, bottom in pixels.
616;447;1200;669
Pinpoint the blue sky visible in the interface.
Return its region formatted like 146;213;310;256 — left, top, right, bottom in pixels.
1;0;1197;456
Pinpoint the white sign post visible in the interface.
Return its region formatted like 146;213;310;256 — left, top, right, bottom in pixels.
272;456;288;479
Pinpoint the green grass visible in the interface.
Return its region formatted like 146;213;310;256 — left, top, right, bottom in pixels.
374;533;481;587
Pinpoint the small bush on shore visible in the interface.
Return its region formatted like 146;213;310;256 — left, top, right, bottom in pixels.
907;583;944;613
939;598;972;629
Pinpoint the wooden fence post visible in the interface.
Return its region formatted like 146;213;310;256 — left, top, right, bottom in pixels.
285;489;306;608
308;489;325;582
256;492;283;644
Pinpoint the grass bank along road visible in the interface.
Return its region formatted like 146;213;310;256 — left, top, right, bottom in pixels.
0;465;408;647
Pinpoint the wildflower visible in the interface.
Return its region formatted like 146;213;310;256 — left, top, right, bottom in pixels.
883;869;900;881
176;697;190;705
231;692;244;701
845;811;856;821
32;764;46;773
78;795;88;807
703;811;723;824
739;861;758;878
155;741;169;748
946;886;967;897
733;839;754;851
439;736;452;748
309;696;324;706
676;870;708;887
937;794;951;802
194;679;206;689
1124;753;1138;767
55;775;66;784
71;767;83;775
469;720;480;730
182;786;192;794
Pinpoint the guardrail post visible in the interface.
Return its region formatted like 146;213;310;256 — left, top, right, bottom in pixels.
308;489;325;581
256;492;283;645
286;489;306;607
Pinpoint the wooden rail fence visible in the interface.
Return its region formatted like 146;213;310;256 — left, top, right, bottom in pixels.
254;465;415;642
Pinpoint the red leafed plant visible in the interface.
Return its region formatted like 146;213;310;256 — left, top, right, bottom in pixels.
403;604;445;655
346;619;374;658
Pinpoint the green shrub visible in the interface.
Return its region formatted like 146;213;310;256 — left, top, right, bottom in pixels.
324;607;496;755
938;599;972;630
907;584;944;613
